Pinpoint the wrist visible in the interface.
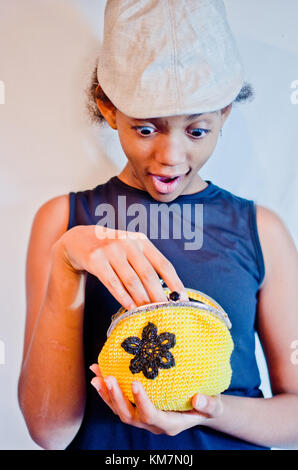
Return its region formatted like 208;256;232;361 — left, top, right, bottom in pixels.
51;234;84;275
46;239;87;314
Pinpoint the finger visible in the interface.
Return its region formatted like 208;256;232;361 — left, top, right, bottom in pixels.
109;255;152;306
131;382;164;434
89;363;101;376
131;381;159;426
89;250;137;310
192;394;223;417
132;383;203;436
104;376;136;424
126;249;169;303
90;376;109;403
141;240;188;300
90;376;117;413
104;377;163;434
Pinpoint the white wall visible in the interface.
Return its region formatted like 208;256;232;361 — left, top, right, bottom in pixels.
0;0;297;449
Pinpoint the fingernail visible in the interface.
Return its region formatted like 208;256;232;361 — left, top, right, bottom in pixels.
131;381;139;394
104;378;113;391
195;395;207;410
128;303;137;310
91;377;101;392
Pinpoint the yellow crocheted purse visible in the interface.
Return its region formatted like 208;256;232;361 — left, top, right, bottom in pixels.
98;286;234;411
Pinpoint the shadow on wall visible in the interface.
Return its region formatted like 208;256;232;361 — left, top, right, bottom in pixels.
0;0;297;450
0;0;119;206
201;36;298;245
201;36;298;402
0;0;118;451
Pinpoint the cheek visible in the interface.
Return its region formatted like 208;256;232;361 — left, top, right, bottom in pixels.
209;133;220;153
191;136;218;163
116;134;136;162
118;132;151;162
202;132;219;152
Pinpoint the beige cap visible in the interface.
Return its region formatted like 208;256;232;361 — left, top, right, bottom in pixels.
97;0;245;118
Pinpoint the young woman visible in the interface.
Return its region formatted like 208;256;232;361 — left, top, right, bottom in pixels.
18;0;298;450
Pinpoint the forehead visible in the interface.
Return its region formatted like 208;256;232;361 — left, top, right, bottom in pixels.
128;112;218;125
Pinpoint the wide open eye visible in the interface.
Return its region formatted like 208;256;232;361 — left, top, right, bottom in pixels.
187;128;210;139
134;126;156;136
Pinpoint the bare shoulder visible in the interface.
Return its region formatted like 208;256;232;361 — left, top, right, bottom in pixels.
27;193;70;285
256;204;295;240
27;192;71;289
254;205;298;394
255;204;297;288
32;194;70;233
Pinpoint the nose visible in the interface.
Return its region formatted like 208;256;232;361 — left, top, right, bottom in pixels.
154;133;187;167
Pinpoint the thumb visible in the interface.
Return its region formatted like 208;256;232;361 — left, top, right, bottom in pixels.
192;394;223;418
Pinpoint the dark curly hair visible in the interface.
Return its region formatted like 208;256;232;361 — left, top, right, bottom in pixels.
85;62;255;126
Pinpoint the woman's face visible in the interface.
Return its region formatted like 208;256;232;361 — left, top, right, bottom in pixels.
96;94;232;202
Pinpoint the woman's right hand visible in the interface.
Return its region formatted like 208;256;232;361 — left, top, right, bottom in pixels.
54;225;188;311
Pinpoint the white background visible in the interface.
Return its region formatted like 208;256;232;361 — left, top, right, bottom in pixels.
0;0;297;449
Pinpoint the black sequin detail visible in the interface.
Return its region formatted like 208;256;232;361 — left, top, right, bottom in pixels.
121;322;176;380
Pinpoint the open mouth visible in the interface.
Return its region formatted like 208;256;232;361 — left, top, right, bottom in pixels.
154;175;179;183
149;173;187;194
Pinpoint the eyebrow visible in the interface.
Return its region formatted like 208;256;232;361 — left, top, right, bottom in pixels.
185;113;203;121
132;113;211;124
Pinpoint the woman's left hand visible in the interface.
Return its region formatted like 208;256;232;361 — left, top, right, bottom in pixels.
89;364;223;436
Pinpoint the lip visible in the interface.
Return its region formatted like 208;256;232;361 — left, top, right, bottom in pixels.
149;173;187;179
149;173;186;194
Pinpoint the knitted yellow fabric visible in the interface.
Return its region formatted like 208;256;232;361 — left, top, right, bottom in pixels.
98;288;234;411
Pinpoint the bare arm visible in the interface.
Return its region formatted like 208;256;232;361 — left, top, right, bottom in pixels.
18;195;87;450
88;205;298;448
200;205;298;449
18;197;189;450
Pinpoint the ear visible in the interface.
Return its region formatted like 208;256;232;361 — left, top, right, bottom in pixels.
219;103;233;127
95;85;118;130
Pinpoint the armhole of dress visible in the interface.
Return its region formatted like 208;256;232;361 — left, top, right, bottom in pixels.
67;192;76;231
249;201;265;287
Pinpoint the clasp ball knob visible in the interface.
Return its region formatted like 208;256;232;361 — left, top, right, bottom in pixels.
168;291;180;301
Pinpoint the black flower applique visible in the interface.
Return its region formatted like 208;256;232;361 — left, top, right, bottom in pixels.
121;322;176;380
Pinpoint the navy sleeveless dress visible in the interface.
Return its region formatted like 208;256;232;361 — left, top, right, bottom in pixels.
65;176;270;450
